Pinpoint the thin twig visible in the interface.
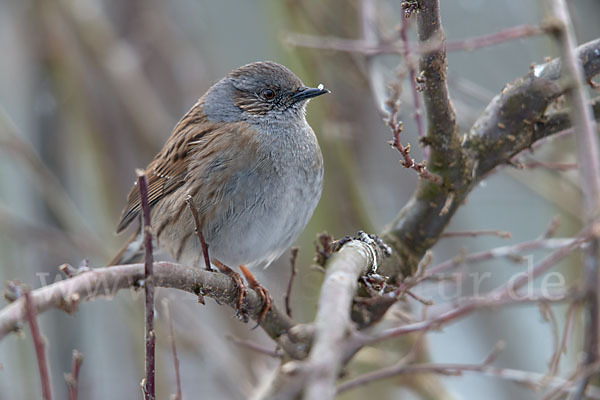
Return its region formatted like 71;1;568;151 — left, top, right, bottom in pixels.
541;216;562;239
337;361;600;398
358;0;440;184
544;362;600;400
426;237;578;277
338;343;499;394
284;247;299;318
65;350;83;400
284;23;547;57
548;3;600;396
185;195;213;272
548;301;577;378
162;298;182;400
440;230;511;239
137;170;155;400
445;24;547;52
490;231;590;300
539;302;561;374
371;226;590;343
24;288;52;400
225;334;283;358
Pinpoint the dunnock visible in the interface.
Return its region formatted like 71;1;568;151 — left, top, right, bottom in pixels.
111;61;328;319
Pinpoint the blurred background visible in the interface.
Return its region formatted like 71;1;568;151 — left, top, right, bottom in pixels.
0;0;599;399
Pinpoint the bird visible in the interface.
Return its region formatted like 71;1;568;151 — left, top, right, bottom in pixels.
110;61;328;321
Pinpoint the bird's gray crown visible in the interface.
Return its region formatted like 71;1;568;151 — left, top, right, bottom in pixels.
228;61;304;95
202;61;327;123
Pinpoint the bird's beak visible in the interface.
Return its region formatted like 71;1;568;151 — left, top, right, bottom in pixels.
292;85;330;102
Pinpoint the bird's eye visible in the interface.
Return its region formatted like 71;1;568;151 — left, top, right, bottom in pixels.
262;89;275;100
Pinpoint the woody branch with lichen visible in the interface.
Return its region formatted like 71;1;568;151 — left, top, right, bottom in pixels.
379;4;600;280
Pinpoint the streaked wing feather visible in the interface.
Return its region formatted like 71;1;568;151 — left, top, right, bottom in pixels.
116;102;208;233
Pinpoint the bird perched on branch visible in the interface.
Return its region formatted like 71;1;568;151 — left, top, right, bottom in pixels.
110;61;328;321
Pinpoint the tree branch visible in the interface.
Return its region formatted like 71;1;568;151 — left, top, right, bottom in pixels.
24;288;53;400
302;238;383;400
381;37;600;279
137;171;156;400
0;263;295;345
253;236;387;400
531;97;600;143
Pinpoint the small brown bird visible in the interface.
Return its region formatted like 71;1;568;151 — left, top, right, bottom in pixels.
111;61;328;320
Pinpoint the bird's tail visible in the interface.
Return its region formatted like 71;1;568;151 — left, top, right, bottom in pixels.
107;227;145;266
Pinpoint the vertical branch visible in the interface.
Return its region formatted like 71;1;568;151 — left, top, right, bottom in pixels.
548;1;600;398
284;247;299;318
65;350;83;400
302;240;381;400
137;170;156;400
24;289;53;400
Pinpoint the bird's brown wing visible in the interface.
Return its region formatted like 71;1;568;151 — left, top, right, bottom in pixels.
116;102;211;233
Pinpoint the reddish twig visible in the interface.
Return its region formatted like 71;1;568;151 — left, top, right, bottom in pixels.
137;170;155;400
398;11;426;155
284;247;299;318
24;288;53;400
185;195;213;272
357;0;438;183
65;350;83;400
384;87;441;183
162;299;182;400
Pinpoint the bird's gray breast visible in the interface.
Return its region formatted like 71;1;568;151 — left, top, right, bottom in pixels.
204;120;323;268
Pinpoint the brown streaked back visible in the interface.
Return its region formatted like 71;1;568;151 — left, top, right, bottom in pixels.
116;101;211;232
